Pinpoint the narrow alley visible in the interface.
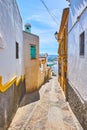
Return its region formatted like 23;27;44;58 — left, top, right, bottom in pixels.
8;76;83;130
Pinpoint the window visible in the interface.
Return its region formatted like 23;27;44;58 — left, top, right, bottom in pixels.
30;45;36;59
80;32;85;56
16;42;19;59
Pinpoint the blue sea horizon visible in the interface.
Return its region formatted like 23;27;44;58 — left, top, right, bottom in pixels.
47;55;58;76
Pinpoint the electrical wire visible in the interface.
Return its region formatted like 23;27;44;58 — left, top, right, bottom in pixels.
40;0;59;25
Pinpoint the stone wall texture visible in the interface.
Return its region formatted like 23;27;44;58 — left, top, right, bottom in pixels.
67;1;87;129
0;81;25;130
66;80;87;130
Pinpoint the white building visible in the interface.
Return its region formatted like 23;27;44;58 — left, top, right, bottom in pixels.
0;0;25;129
0;0;24;86
67;0;87;129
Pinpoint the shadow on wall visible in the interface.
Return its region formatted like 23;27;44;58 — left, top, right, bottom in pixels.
19;90;40;107
19;78;52;108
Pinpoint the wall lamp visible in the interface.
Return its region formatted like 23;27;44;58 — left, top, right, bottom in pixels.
54;31;58;40
54;32;62;41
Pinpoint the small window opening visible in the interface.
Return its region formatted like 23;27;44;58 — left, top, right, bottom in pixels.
16;42;19;59
80;31;85;56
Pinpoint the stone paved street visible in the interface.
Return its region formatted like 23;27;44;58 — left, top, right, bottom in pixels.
8;76;83;130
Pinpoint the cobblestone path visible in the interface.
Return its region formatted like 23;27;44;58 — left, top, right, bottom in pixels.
8;76;83;130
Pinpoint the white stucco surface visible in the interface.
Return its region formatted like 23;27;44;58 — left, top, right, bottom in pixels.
68;0;87;31
0;0;24;84
68;0;87;101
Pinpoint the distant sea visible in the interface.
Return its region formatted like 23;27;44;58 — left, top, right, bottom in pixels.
47;55;58;76
47;55;58;62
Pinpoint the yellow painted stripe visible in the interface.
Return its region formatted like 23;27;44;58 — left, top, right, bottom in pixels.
0;76;2;91
0;75;25;92
16;76;21;86
0;76;16;92
21;75;25;82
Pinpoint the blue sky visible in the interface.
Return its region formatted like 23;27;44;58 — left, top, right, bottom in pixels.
16;0;68;55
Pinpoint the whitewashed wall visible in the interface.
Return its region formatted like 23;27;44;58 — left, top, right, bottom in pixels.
68;0;87;30
68;0;87;100
0;0;24;84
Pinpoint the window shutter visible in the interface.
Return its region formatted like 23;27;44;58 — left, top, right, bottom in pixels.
30;45;36;59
